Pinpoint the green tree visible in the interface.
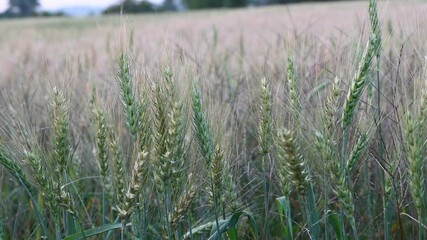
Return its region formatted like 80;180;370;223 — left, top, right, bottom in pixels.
163;0;177;10
7;0;39;16
103;0;155;14
184;0;247;9
223;0;247;7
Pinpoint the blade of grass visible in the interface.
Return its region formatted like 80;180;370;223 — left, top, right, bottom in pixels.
64;223;131;240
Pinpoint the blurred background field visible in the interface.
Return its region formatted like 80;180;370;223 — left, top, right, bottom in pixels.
1;1;426;91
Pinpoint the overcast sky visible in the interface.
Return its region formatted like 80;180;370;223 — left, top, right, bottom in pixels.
0;0;163;11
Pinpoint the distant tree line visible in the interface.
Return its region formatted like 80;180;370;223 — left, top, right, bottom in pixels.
0;0;64;18
184;0;343;9
183;0;246;9
103;0;351;13
0;0;353;18
103;0;156;14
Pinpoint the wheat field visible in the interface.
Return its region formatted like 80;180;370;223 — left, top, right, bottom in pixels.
1;1;427;239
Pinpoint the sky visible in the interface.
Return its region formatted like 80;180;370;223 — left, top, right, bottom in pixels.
0;0;164;12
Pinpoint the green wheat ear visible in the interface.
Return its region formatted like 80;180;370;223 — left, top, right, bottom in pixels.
404;114;425;222
315;132;357;234
49;87;72;178
278;129;310;196
191;86;214;167
341;37;379;129
275;131;292;197
347;132;369;173
342;0;381;130
117;53;138;136
169;180;197;233
369;0;381;49
258;77;272;157
94;107;110;189
108;128;125;206
23;151;63;221
209;144;225;208
287;56;301;125
118;151;149;221
0;145;32;192
323;76;340;135
418;57;427;130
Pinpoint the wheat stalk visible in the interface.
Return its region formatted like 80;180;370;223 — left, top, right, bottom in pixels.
153;68;187;195
191;85;222;238
315;132;357;236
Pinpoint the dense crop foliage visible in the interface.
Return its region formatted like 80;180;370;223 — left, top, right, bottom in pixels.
1;1;427;239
